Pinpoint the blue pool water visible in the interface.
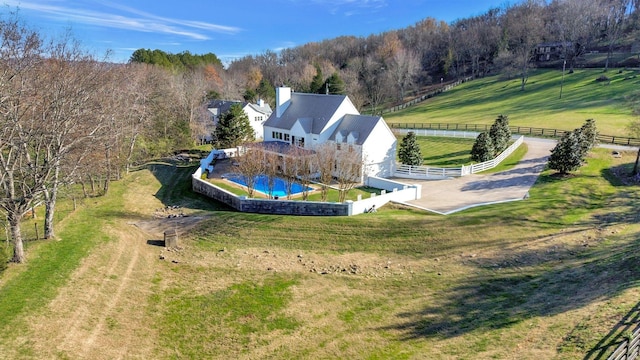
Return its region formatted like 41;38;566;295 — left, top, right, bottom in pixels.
225;174;312;197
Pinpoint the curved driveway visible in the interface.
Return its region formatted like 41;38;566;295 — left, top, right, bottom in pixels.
400;138;556;215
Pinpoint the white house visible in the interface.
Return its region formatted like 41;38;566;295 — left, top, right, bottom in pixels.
263;87;397;178
208;99;272;140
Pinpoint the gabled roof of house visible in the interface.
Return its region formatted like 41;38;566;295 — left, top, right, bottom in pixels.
245;102;272;115
208;100;242;115
247;141;315;156
328;114;383;146
263;92;349;135
209;99;272;116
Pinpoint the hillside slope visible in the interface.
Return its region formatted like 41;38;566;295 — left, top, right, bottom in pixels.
385;69;639;137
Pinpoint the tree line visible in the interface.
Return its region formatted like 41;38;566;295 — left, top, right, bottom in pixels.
214;0;639;112
2;0;639;263
0;13;223;263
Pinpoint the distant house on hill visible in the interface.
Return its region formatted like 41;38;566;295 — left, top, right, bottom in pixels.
263;87;397;178
535;42;572;62
208;99;272;140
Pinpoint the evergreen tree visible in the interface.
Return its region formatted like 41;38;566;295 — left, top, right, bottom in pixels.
576;119;598;158
471;132;495;162
256;78;275;103
213;104;255;148
309;65;324;94
489;114;511;153
243;88;257;102
324;72;346;94
548;131;583;175
398;131;423;166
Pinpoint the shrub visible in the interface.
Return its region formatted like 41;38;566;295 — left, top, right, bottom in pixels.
398;131;423;166
548;131;583;175
575;119;598;158
595;75;610;82
489;114;511;153
471;132;495;162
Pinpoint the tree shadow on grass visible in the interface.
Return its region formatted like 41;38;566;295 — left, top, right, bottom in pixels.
143;163;232;212
583;300;640;359
381;232;640;341
461;174;541;191
423;150;471;162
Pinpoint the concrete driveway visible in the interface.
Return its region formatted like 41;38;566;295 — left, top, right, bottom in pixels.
399;138;556;214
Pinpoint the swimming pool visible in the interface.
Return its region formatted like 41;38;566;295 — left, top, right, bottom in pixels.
224;174;312;197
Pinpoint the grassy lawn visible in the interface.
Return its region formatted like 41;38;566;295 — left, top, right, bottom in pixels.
2;67;640;359
385;68;640;137
2;150;640;358
162;148;640;359
410;135;475;166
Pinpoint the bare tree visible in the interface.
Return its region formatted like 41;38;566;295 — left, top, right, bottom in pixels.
314;143;337;202
388;47;421;101
548;0;602;72
290;146;315;201
281;147;300;200
0;15;48;262
334;144;364;202
600;0;633;70
35;37;110;239
263;145;281;199
358;55;391;114
503;0;545;91
234;145;265;198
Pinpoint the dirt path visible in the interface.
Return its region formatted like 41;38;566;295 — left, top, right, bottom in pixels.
23;171;208;359
27;220;159;359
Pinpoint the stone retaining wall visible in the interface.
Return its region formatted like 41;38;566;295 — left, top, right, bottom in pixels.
192;173;350;216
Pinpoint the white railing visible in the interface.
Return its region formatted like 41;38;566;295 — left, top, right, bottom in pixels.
394;135;524;179
395;165;464;179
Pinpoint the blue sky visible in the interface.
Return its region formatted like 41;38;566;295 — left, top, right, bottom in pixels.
3;0;509;65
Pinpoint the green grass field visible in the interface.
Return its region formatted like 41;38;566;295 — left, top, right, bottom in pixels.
385;69;640;137
2;67;640;359
412;136;475;166
1;149;640;359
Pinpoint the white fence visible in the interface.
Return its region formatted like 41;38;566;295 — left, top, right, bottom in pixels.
394;135;525;180
349;177;422;214
393;129;480;139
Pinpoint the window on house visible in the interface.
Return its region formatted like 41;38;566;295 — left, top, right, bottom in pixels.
284;134;290;142
336;143;341;150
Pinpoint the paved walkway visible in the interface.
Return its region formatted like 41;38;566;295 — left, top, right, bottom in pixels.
398;138;556;214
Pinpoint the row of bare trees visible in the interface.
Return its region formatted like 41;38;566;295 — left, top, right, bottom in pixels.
221;0;639;109
234;143;363;203
0;13;221;263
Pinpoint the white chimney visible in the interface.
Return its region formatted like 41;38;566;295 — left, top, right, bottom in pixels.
276;87;291;118
257;98;264;107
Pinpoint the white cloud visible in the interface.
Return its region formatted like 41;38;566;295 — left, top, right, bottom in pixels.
2;0;242;40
